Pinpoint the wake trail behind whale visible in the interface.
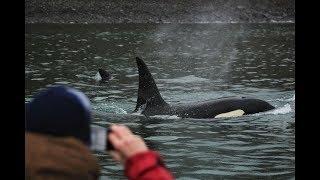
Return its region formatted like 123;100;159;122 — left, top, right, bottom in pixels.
265;103;292;115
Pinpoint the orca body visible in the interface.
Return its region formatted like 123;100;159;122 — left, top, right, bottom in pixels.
133;57;275;119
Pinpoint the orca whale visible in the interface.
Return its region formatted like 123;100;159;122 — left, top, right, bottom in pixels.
133;57;275;119
96;69;111;82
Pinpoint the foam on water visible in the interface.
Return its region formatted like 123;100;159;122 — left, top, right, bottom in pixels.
267;104;292;115
252;103;292;117
94;72;102;81
159;75;209;84
288;94;295;101
274;94;295;102
130;104;182;120
149;115;182;120
93;102;128;114
134;103;146;114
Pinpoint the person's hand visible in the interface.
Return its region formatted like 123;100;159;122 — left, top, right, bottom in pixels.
108;124;148;164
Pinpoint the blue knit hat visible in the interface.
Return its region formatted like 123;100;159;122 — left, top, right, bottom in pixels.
25;85;92;146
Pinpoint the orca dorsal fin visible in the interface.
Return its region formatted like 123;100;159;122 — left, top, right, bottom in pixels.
134;57;167;112
98;69;111;81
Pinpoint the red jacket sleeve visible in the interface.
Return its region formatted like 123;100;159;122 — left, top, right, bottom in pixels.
125;151;174;180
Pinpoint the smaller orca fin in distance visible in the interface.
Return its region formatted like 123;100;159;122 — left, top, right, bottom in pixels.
134;57;168;112
98;69;111;82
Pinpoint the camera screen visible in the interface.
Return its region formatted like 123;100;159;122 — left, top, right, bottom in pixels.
90;125;107;151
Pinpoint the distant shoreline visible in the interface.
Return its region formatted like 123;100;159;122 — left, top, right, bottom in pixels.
25;0;295;24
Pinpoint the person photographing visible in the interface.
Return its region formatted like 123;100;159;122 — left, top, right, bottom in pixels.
25;85;174;180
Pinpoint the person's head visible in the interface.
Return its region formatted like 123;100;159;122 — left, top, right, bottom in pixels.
25;85;92;145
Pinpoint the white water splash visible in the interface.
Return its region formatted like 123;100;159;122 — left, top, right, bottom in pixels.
266;104;292;115
250;103;292;117
133;103;146;114
149;115;181;120
287;94;295;101
131;104;182;120
274;94;295;102
94;72;102;81
93;102;127;114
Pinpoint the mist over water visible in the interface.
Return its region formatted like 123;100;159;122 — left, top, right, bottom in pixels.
25;23;295;179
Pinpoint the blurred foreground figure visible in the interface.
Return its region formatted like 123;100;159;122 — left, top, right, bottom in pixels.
25;85;174;180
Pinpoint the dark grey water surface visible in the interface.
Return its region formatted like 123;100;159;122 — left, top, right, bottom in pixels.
25;23;295;179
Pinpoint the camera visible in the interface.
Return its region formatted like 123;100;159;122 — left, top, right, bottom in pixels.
90;125;114;151
106;128;114;151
